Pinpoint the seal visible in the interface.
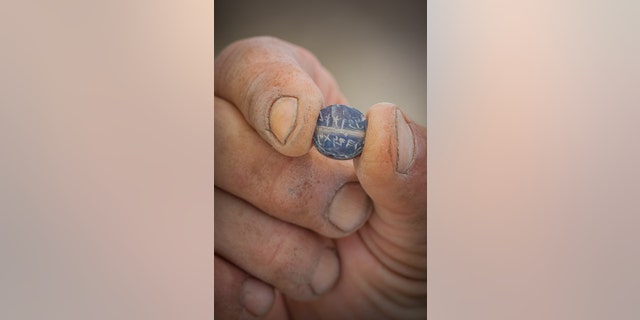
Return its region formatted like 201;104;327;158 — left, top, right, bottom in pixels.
313;104;367;160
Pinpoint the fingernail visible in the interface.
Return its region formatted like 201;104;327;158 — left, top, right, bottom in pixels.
311;249;340;295
269;97;298;145
328;182;372;234
242;278;274;317
396;109;416;173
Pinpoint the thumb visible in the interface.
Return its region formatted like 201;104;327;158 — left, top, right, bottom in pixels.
215;36;346;157
353;103;427;266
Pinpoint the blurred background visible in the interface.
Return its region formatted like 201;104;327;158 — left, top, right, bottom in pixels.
429;0;640;319
1;1;212;319
215;0;427;124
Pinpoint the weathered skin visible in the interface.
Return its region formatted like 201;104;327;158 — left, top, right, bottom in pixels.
214;36;427;320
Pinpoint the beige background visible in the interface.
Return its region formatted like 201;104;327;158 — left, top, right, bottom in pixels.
429;0;640;319
1;1;212;319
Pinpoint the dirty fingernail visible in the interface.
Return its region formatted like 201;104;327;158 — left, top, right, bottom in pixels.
270;97;298;145
242;277;274;317
311;249;340;295
328;182;372;234
396;109;416;173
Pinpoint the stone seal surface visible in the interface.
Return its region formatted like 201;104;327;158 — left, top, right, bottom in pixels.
313;104;367;160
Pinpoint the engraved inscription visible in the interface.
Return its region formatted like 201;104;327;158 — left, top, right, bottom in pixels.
313;104;367;160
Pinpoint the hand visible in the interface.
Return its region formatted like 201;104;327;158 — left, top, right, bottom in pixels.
214;36;426;319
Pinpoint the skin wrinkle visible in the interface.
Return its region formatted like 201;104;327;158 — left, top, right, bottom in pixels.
234;37;299;68
360;267;424;319
353;232;402;320
339;248;372;315
366;260;423;310
370;216;426;272
369;202;417;238
367;229;426;282
371;198;426;238
359;221;427;284
242;67;276;133
266;233;288;266
376;191;425;225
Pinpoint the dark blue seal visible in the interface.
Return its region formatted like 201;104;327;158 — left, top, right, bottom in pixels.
313;104;367;160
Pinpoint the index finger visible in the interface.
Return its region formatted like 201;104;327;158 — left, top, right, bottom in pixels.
215;36;346;157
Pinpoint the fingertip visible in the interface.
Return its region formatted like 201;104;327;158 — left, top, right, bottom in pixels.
327;182;373;234
355;102;422;176
242;277;275;317
310;248;341;296
215;255;275;320
354;103;426;212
